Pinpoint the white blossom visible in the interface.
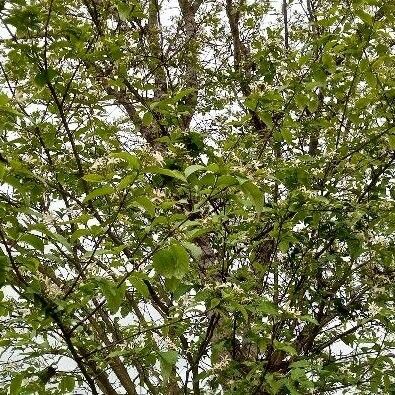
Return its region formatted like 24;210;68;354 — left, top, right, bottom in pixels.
212;355;231;370
282;301;301;317
107;157;122;165
42;212;56;225
91;157;106;170
153;151;165;165
368;302;380;316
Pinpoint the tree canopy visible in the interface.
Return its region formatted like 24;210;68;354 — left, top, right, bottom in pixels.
0;0;395;394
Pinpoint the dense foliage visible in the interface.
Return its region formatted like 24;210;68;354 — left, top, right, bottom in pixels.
0;0;395;393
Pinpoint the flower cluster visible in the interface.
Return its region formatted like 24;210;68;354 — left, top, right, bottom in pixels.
282;301;302;317
212;355;231;371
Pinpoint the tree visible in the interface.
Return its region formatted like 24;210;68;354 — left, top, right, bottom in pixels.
0;0;394;393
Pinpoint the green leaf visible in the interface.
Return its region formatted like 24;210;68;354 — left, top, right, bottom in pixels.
0;93;23;116
116;2;132;21
307;97;319;112
99;279;126;313
281;128;293;144
259;111;273;128
142;111;154;126
290;360;310;369
158;350;178;383
0;106;23;117
364;70;376;88
70;228;90;243
355;9;373;25
110;152;140;169
182;241;203;260
83;186;115;202
0;162;6;179
153;242;190;279
20;233;44;252
265;373;283;394
244;94;258;110
313;68;327;85
257;300;280;316
165;276;181;292
0;92;9;106
34;67;57;87
184;164;206;178
299;315;318;325
59;376;75;392
0;255;9;286
129;274;149;298
347;237;363;259
10;374;23;395
273;340;298;356
145;166;187;182
173;87;196;101
388;134;395;149
117;174;137;190
295;94;309;110
50;233;72;253
83;173;105;182
240;181;264;213
210;298;221;309
159;350;178;365
132;195;156;217
217;175;238;188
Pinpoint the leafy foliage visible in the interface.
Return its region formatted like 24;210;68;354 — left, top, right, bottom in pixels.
0;0;395;394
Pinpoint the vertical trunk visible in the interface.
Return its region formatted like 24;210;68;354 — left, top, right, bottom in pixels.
148;0;168;98
178;0;200;129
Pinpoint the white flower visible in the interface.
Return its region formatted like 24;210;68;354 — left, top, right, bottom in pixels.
368;302;380;316
42;213;55;225
339;366;351;375
180;294;191;305
373;235;387;246
91;157;106;170
164;337;177;350
282;301;301;317
153;151;164;165
212;355;231;370
316;358;324;366
24;155;35;164
372;286;385;295
15;88;25;103
232;284;244;294
107;157;122;165
152;189;166;201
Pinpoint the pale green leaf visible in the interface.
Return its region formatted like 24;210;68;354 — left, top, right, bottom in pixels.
142;111;154;126
153;242;190;279
184;165;206;178
129;275;149;299
158;350;178;383
117;174;137;190
83;173;105;183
